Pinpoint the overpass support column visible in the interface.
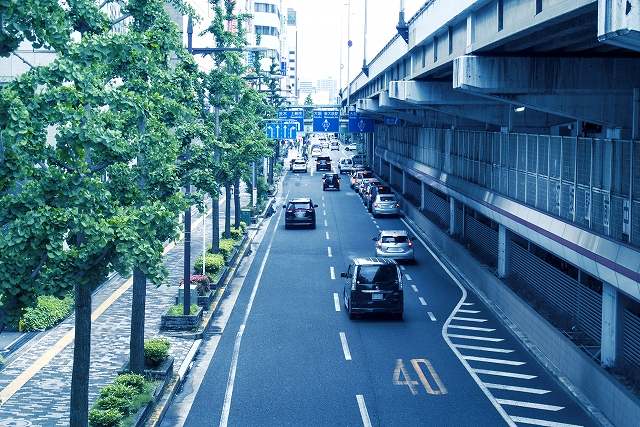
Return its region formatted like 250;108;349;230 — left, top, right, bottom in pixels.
420;182;425;211
601;283;624;368
497;224;512;279
402;171;406;195
449;198;458;236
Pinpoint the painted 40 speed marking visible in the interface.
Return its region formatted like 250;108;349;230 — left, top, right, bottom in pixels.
393;358;448;396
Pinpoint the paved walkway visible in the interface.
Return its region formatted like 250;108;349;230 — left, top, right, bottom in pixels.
0;193;243;426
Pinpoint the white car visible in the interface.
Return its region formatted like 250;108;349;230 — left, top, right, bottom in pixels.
345;143;357;151
322;141;330;149
338;157;354;174
292;159;307;173
311;147;322;157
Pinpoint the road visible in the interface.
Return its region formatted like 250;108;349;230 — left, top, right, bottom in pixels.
162;145;598;427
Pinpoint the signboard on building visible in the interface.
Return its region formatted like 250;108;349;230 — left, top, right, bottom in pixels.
348;111;375;133
312;109;340;133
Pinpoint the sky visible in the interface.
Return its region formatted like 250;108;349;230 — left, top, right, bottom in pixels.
288;0;426;88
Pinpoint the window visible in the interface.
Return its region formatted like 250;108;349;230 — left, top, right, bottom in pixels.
356;265;398;289
255;3;279;15
255;25;279;37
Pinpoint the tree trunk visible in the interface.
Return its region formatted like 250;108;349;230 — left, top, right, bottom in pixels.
234;176;241;229
224;183;231;238
129;267;146;374
183;197;192;315
211;191;220;253
268;156;274;185
70;280;92;427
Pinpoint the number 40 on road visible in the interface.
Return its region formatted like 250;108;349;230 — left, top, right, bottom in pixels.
393;359;448;396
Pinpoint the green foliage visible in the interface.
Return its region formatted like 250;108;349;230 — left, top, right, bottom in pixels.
219;239;238;260
194;253;224;275
21;294;73;332
166;304;199;316
256;176;269;202
143;337;170;365
100;383;137;401
95;394;132;416
229;227;245;240
89;376;155;426
88;408;122;427
114;373;146;394
239;221;248;232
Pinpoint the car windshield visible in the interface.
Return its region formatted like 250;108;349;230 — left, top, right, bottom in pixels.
379;196;396;202
295;160;305;164
356;265;399;289
289;202;311;210
381;236;408;244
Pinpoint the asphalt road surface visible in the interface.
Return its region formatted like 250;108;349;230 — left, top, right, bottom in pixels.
162;145;598;427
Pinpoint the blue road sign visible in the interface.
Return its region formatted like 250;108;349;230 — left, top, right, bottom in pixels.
313;109;340;133
278;108;304;133
348;111;375;133
265;120;298;140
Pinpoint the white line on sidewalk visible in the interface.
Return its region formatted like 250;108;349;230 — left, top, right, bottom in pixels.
447;334;504;342
405;273;413;281
411;284;418;293
356;395;372;427
484;383;550;395
458;309;481;314
325;231;330;240
463;356;525;366
497;399;564;412
418;297;427;306
509;416;583;427
453;344;514;353
327;246;333;257
330;266;336;280
473;369;537;380
333;293;341;312
448;325;496;332
452;316;488;323
339;332;352;361
428;312;437;321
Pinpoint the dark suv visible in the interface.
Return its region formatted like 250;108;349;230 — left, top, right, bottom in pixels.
342;258;404;320
316;155;332;172
322;173;340;191
283;198;317;229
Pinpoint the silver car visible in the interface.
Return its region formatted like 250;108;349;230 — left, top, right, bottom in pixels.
371;194;400;217
373;230;415;261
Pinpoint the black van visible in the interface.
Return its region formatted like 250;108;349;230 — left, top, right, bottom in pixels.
342;258;404;320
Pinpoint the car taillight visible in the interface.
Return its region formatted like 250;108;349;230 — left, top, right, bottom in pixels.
373;203;379;207
408;241;413;247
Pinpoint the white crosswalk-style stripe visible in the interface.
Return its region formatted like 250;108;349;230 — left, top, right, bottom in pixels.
453;344;514;353
448;334;504;342
509;416;583;427
461;302;474;306
457;309;480;314
484;383;550;395
452;316;488;323
496;399;564;412
463;356;525;366
473;369;537;380
448;325;496;332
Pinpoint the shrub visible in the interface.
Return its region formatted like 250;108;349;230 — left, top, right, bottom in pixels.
100;383;137;401
114;373;145;393
239;221;248;232
193;253;224;276
95;394;131;416
21;294;73;331
166;304;199;316
144;337;171;366
89;408;122;427
229;227;244;240
180;274;211;296
219;238;237;260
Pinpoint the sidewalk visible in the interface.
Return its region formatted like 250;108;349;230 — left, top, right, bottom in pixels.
0;192;244;426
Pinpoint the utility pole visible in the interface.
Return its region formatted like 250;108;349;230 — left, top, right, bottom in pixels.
183;15;194;315
346;0;352;111
362;0;369;77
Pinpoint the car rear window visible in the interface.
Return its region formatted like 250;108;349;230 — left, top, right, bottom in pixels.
379;196;395;202
361;171;373;179
381;235;408;243
289;202;311;210
356;265;399;289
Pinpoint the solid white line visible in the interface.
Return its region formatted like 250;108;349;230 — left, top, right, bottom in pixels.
325;231;330;240
448;324;496;332
356;395;372;427
509;416;583;427
484;383;550;395
452;316;488;323
330;266;336;280
447;334;505;342
463;356;525;366
327;246;333;257
453;344;514;353
411;284;418;293
458;309;481;314
339;332;352;361
324;219;328;227
333;293;341;312
418;297;427;306
428;312;437;321
497;399;564;412
405;273;413;281
219;191;289;427
400;217;515;426
473;369;537;380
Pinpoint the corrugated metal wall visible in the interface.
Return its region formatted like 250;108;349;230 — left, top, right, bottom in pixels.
405;174;421;206
464;213;498;267
623;310;640;371
422;188;450;229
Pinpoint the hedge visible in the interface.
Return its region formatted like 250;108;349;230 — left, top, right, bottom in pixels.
21;294;74;332
89;374;155;427
193;253;224;276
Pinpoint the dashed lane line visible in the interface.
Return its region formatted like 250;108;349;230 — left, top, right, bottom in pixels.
453;344;514;354
509;416;583;427
496;399;564;412
428;312;437;321
404;273;413;281
339;332;352;361
411;284;418;293
473;369;537;380
399;265;406;271
418;297;427;306
447;324;496;332
327;246;333;257
484;383;551;395
324;219;328;227
451;316;488;323
462;356;525;366
325;231;330;240
330;266;336;280
356;395;372;427
333;293;341;312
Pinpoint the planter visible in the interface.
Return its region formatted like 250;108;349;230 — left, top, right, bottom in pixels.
175;285;198;306
124;363;173;427
160;306;203;331
144;355;174;381
214;266;230;289
227;234;248;266
196;290;214;310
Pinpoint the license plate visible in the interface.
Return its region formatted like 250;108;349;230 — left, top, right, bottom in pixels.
372;293;383;301
295;211;305;218
387;248;402;253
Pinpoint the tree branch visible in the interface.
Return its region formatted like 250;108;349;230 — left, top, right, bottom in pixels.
29;253;48;280
12;52;34;69
48;157;77;173
111;14;131;27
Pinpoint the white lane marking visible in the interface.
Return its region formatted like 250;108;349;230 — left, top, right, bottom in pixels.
399;265;406;271
484;383;550;395
327;246;333;257
372;220;377;225
324;219;328;227
400;218;514;426
323;203;326;208
497;399;564;412
458;309;480;314
323;210;327;216
333;293;341;312
473;369;537;380
325;231;330;240
463;356;525;366
447;334;504;343
461;302;475;306
428;312;437;321
410;284;418;293
219;191;288;427
356;395;372;427
448;325;496;332
418;297;427;306
453;344;514;353
452;316;488;323
330;266;336;280
405;273;413;281
375;224;380;229
339;332;352;361
509;416;583;427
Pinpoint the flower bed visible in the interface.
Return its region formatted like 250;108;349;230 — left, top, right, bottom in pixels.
160;304;202;331
89;373;156;427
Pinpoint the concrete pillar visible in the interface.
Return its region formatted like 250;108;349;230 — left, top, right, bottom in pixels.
402;171;406;195
449;197;458;236
601;283;624;368
497;224;512;279
420;182;425;211
389;162;393;184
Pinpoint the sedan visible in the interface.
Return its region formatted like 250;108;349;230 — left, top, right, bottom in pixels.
345;143;357;151
373;230;415;262
291;159;307;173
371;194;401;217
283;198;317;229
